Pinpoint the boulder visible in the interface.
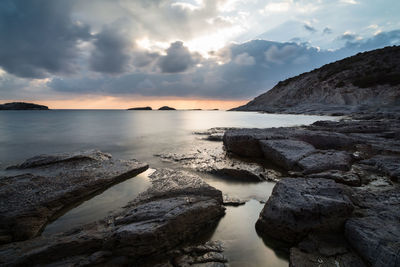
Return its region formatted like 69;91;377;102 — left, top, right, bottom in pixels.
259;139;316;170
0;150;148;244
297;150;352;174
256;178;354;243
0;169;225;266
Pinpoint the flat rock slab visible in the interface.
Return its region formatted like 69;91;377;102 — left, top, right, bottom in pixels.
0;169;225;266
155;146;281;182
259;139;315;170
256;178;354;244
306;170;361;186
297;150;352;174
0;150;148;243
345;188;400;267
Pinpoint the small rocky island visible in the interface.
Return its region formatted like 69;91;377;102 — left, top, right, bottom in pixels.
127;106;152;110
0;102;49;110
158;106;176;110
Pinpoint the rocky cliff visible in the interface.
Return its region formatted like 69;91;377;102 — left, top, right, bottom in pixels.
232;46;400;115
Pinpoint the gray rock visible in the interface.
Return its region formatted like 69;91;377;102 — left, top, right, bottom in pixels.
360;155;400;182
290;247;365;267
222;194;247;206
223;128;295;158
0;150;148;244
0;169;225;266
259;139;315;170
256;178;354;243
306;170;361;186
297;150;352;174
155;147;280;182
293;130;358;150
344;187;400;267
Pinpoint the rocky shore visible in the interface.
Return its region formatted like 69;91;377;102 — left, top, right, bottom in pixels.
223;115;400;266
0;154;226;266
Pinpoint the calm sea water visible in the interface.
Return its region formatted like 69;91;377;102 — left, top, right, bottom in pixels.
0;110;336;266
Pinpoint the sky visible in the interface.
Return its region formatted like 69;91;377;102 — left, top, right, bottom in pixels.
0;0;399;109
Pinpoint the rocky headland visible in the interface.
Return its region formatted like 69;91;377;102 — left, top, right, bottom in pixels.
232;46;400;116
127;106;152;110
0;102;49;110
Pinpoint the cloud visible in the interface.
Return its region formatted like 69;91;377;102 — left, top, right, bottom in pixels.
89;22;132;74
304;24;317;33
0;0;91;78
340;31;359;41
158;41;201;73
233;53;255;65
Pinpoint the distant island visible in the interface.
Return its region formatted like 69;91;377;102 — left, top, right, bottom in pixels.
127;106;152;110
0;102;49;110
231;46;400;115
158;106;176;110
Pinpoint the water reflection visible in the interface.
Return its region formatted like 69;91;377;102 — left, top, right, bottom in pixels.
210;200;288;267
43;169;153;236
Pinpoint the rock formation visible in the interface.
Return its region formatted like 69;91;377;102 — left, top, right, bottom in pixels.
0;150;148;244
232;46;400;115
0;168;225;266
223;116;400;266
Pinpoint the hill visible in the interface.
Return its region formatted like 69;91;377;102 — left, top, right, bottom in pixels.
232;46;400;115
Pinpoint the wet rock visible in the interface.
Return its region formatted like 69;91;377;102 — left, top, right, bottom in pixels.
293;130;358;150
256;178;354;244
345;187;400;267
259;139;315;170
223;128;295;158
194;128;235;142
222;194;247;206
290;247;365;267
360;155;400;182
168;241;228;267
306;170;361;186
155;147;280;182
297;150;352;174
0;150;148;244
0;169;225;266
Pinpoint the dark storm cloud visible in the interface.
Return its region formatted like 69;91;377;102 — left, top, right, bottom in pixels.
0;0;91;78
89;24;131;74
304;24;317;33
158;41;201;73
